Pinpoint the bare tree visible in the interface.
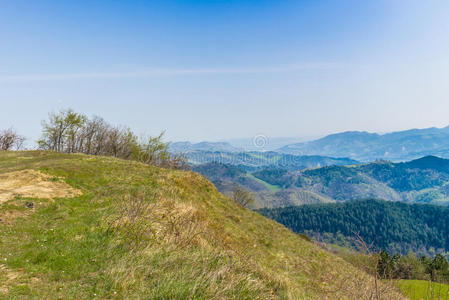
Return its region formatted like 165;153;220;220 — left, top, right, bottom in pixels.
232;185;255;208
82;116;110;155
37;109;186;169
0;128;25;150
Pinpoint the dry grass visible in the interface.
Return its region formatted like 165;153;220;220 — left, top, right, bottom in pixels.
0;169;81;203
0;151;406;299
0;264;20;293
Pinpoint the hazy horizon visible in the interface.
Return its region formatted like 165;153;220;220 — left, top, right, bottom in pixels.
1;1;449;143
11;122;449;150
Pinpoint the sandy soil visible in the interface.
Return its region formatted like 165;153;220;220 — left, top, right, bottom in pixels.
0;170;81;203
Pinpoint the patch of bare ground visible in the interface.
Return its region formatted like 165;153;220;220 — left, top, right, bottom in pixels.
0;264;20;293
0;264;40;294
0;170;81;203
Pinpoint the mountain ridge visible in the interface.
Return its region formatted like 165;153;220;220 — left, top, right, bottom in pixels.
279;125;449;162
185;150;358;170
170;141;243;153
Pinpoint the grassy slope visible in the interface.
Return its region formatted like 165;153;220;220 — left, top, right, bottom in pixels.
246;174;282;192
396;280;449;299
0;151;402;299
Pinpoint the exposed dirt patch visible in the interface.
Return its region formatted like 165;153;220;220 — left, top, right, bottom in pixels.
0;264;41;294
0;170;81;203
0;208;33;225
0;264;20;293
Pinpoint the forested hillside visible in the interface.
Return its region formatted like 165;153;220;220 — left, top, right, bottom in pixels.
291;156;449;205
194;156;449;208
193;162;335;208
259;199;449;255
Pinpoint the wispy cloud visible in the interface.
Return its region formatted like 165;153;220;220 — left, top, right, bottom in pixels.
0;63;341;83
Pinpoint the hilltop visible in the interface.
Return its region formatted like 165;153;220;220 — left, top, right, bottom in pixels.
0;151;402;299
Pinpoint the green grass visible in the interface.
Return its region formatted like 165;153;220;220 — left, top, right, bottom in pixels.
396;280;449;299
247;173;282;192
0;151;403;299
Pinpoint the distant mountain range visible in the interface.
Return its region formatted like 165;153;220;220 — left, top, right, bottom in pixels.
184;151;358;170
171;137;314;152
221;137;315;151
170;141;242;153
173;125;449;162
279;126;449;162
178;126;449;208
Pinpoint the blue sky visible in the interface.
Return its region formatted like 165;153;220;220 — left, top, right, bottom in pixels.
1;0;449;143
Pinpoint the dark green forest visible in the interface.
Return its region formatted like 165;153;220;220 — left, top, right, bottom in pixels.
258;199;449;255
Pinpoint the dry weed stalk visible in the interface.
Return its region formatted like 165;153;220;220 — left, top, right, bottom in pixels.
352;231;401;300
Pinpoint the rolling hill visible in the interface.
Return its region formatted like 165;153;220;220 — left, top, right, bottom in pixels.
0;151;402;299
194;156;449;208
192;162;335;208
255;156;449;206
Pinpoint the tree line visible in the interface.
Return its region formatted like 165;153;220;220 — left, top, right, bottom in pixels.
1;109;186;169
336;241;449;287
258;199;449;255
376;251;449;283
